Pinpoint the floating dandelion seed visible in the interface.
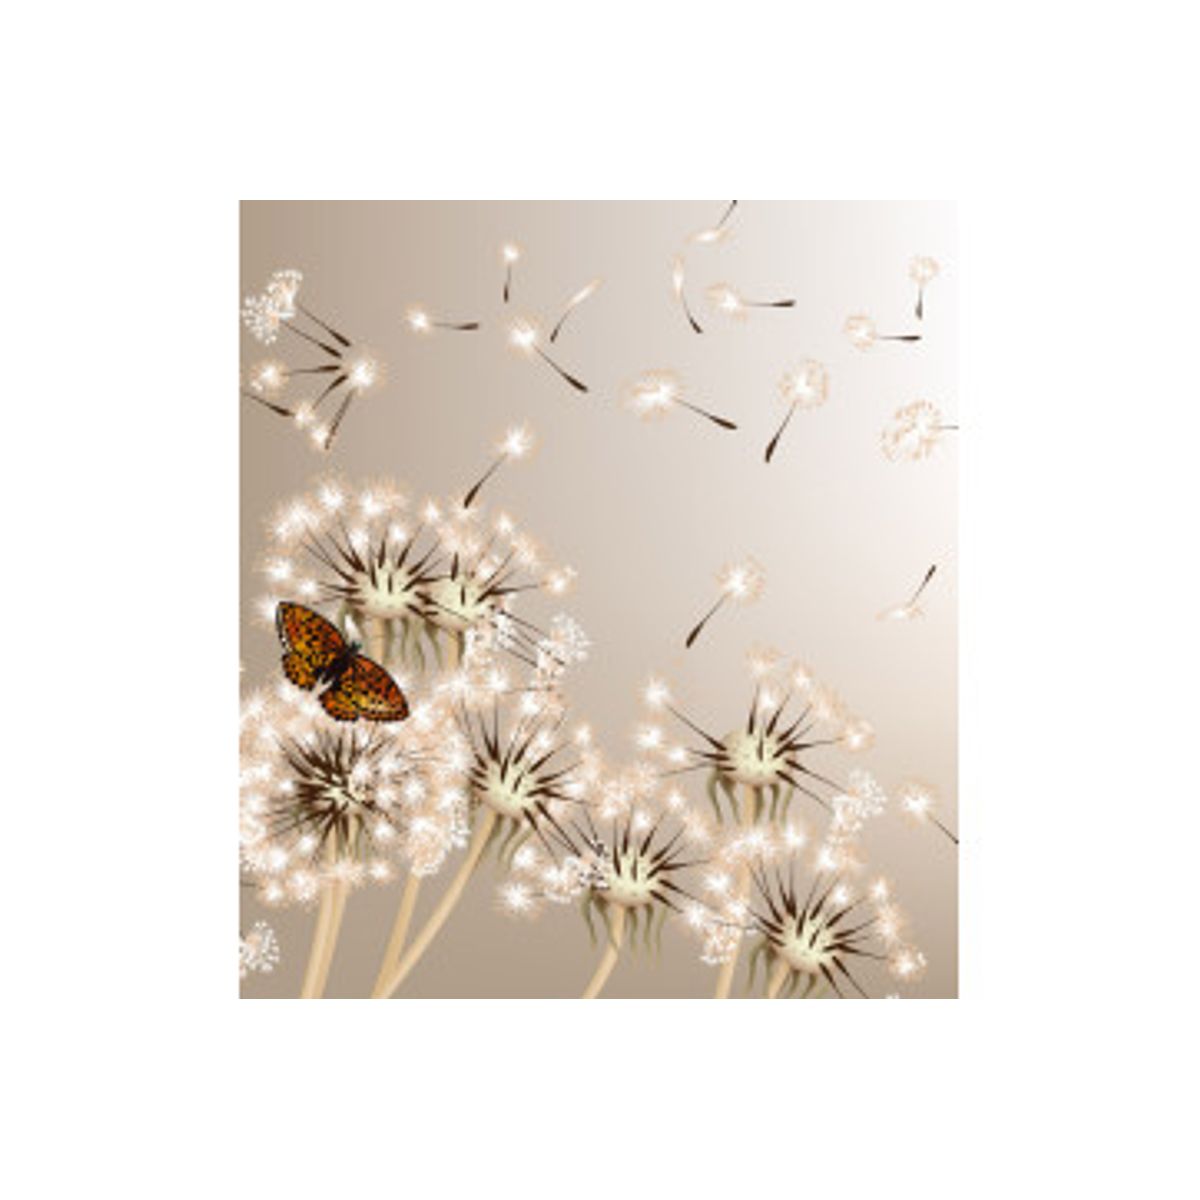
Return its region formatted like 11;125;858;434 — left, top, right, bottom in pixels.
462;424;536;508
896;779;958;845
689;199;738;244
239;921;280;979
240;269;382;451
878;564;938;621
549;277;603;343
706;282;795;319
844;313;921;349
508;317;589;393
404;305;480;334
882;401;957;461
501;242;521;303
909;256;940;319
684;558;765;649
625;369;737;432
671;255;704;334
764;359;830;463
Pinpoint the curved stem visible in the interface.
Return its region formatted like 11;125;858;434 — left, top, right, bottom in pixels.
581;905;627;999
713;784;757;999
376;809;497;998
766;958;789;999
370;873;422;997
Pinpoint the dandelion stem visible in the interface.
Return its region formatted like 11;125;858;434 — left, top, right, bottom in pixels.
533;345;589;393
300;843;350;999
685;593;727;649
764;403;797;463
678;398;738;430
714;784;757;999
376;809;497;998
370;873;422;997
463;457;504;509
581;905;627;999
931;815;959;846
766;957;789;999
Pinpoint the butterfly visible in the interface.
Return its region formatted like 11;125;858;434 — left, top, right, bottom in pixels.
275;601;410;723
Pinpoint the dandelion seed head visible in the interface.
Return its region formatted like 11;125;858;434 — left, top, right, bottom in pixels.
626;370;681;420
717;558;766;603
882;400;946;462
844;313;877;350
909;256;940;286
779;359;830;409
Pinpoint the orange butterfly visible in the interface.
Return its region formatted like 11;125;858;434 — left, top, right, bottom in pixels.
275;601;410;723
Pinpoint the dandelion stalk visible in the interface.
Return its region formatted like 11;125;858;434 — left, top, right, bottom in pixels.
300;843;349;999
685;594;727;649
372;873;422;994
766;957;789;999
581;905;627;999
713;784;756;999
369;637;461;994
377;808;497;998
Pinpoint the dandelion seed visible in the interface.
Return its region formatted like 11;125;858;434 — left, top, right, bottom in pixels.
844;313;921;349
689;199;738;245
684;558;765;649
896;779;958;845
882;401;957;461
501;242;521;303
878;564;938;621
671;255;704;334
909;256;940;320
239;921;281;979
462;424;537;509
549;277;603;343
404;304;480;334
508;317;589;394
764;359;830;463
625;370;737;431
706;282;795;319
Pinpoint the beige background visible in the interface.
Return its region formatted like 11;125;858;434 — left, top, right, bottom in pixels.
240;200;957;998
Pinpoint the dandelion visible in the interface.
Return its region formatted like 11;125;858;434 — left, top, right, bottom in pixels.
878;564;938;621
684;558;765;649
764;359;830;463
508;316;589;393
240;688;468;997
404;304;480;334
462;424;536;508
896;779;958;845
706;282;795;319
909;256;940;319
241;269;383;451
844;313;921;349
670;255;704;334
259;477;571;677
549;277;603;343
239;921;280;980
689;199;738;244
374;696;588;998
625;369;737;433
882;401;958;461
746;866;900;998
645;656;873;996
501;242;521;303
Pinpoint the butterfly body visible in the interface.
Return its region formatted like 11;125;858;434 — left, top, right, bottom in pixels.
275;601;409;723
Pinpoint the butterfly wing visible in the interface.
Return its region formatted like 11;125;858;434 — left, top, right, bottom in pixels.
276;602;346;690
319;677;361;721
343;655;410;722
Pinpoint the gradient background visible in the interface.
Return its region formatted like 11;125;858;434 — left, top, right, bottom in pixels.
240;200;957;998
